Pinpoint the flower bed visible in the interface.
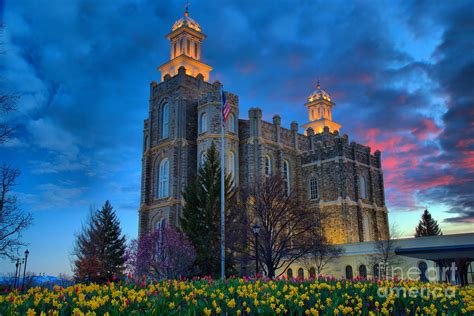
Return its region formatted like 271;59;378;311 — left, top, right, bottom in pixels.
1;277;473;315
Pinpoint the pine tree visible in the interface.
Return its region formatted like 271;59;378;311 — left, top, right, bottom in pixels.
180;142;238;277
73;201;127;283
414;209;442;237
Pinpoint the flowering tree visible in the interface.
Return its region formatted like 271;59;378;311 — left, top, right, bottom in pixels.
126;225;196;279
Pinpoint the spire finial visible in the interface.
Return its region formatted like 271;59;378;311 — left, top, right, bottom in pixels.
184;1;190;17
316;78;321;89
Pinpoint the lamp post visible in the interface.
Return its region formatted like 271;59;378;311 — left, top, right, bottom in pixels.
21;249;29;290
14;259;21;289
252;223;260;276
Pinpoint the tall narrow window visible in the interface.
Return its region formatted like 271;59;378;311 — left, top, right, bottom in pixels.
373;264;380;279
228;113;235;132
199;151;207;168
363;214;370;241
264;155;271;177
180;39;183;54
187;39;190;55
161;104;169;138
200;112;207;133
309;177;318;200
194;43;198;58
298;268;304;278
283;160;290;195
360;175;368;198
156;218;166;247
173;42;177;58
158;158;169;198
345;265;353;279
418;261;428;282
228;151;235;179
156;218;165;232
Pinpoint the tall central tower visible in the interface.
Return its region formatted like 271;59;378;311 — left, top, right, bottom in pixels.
139;8;239;236
159;7;213;81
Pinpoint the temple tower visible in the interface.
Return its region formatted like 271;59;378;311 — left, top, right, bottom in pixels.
159;7;213;81
301;82;341;134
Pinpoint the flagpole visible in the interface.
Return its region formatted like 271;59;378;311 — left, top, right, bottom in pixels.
220;85;226;279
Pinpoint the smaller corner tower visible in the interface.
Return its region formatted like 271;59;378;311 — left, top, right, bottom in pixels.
301;82;341;134
159;6;213;81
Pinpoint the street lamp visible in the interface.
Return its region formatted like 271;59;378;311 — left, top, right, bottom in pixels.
252;223;260;276
14;259;21;289
21;249;29;290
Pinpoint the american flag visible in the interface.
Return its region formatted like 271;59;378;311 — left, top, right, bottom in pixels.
222;89;231;122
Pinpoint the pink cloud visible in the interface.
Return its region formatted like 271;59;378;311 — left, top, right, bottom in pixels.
411;118;442;141
355;125;459;211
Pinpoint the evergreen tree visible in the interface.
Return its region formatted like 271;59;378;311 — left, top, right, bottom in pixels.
73;201;127;283
180;142;239;277
415;209;442;237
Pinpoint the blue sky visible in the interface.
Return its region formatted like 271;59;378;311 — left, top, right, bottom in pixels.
0;0;473;276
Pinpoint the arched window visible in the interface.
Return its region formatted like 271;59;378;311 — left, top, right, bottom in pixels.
156;218;165;232
283;160;290;195
264;155;271;177
309;267;316;277
418;261;428;282
200;113;207;133
360;175;368;198
228;151;235;179
359;265;367;278
309;177;318;200
156;218;166;245
345;265;353;279
286;268;293;279
228;113;235;132
373;264;380;279
158;159;170;198
363;214;370;241
298;268;304;279
467;262;474;284
161;104;169;139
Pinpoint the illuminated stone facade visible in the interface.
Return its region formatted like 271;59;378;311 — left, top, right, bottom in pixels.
138;11;389;245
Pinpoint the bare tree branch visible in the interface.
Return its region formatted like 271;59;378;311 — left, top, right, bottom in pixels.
370;223;402;278
0;164;32;259
245;173;328;278
0;25;20;145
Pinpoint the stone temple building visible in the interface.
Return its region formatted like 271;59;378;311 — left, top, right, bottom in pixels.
138;9;390;246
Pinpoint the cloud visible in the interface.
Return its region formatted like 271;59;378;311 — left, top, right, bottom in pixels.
16;182;88;212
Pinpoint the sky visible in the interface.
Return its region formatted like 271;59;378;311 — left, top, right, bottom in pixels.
0;0;473;276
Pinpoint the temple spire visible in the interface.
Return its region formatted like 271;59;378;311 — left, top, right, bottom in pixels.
184;1;189;17
159;5;213;82
302;82;341;134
